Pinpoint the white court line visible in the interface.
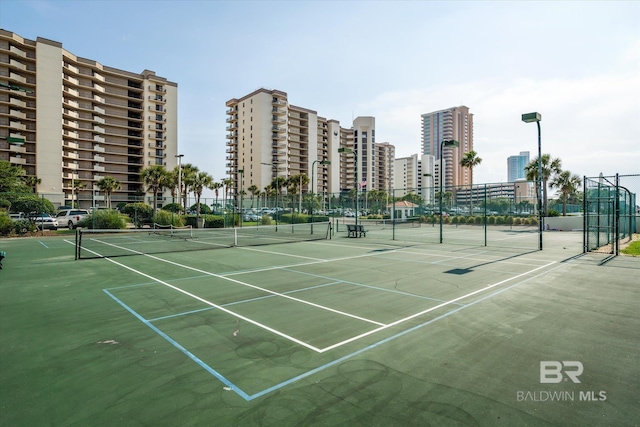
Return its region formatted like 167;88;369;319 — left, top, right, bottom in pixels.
238;246;325;261
77;244;324;352
89;238;386;328
318;260;556;352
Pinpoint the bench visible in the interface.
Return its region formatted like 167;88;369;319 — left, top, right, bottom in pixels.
346;224;367;238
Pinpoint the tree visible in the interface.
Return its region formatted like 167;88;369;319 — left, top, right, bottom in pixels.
222;178;234;210
211;181;222;213
167;167;180;202
72;179;86;208
141;165;169;212
96;176;121;209
191;171;214;224
0;160;29;194
23;175;41;193
180;163;199;212
287;173;309;213
524;154;562;216
549;170;581;216
460;150;482;215
247;184;259;208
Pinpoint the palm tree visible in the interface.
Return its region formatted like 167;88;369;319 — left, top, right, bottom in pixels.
23;175;41;193
191;171;214;224
72;179;86;208
181;163;199;212
222;178;234;211
96;176;120;209
550;170;581;216
525;154;562;216
247;184;259;208
167;167;180;203
460;150;482;214
287;173;309;213
141;165;168;212
211;181;222;213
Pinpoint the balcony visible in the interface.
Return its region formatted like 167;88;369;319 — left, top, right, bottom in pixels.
9;121;26;131
94;106;105;114
9;45;26;57
9;144;26;154
94;95;105;103
94;165;105;172
9;98;26;108
94;145;105;153
94;155;105;162
94;135;105;143
10;156;27;165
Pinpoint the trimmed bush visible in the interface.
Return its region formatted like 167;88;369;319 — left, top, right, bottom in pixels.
122;203;154;228
261;214;272;225
10;195;55;215
154;210;185;227
78;210;127;229
161;203;184;213
189;203;212;215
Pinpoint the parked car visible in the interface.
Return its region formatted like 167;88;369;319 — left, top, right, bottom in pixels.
56;209;90;229
29;213;59;230
9;212;26;221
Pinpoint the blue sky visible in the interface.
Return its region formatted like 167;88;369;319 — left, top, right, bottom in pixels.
2;0;639;189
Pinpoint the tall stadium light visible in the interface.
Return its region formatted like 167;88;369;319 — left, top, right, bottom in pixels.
175;154;184;207
439;140;459;244
261;162;279;231
237;169;244;227
311;159;330;232
338;147;357;226
522;112;543;251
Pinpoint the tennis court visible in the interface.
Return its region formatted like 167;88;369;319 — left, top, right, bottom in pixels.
1;227;638;425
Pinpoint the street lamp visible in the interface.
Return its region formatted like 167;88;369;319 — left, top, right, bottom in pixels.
522;112;543;251
261;162;279;230
237;169;244;227
311;159;331;231
423;173;433;214
439;140;459;243
175;154;184;207
338;147;357;226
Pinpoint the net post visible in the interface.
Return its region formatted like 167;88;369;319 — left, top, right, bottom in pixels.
234;227;238;246
75;228;80;260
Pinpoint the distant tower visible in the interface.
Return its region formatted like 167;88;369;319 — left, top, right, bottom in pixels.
421;106;473;190
507;151;530;182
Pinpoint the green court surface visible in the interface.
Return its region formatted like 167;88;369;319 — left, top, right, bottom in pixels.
0;229;638;426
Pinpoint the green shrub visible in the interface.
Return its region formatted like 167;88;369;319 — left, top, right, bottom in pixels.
512;217;521;225
189;203;211;214
10;195;55;215
548;209;561;217
0;215;37;236
201;215;225;228
0;212;12;236
466;216;476;224
122;203;154;228
505;216;514;225
261;214;273;225
153;210;185;227
161;203;184;213
487;216;496;224
78;210;127;229
0;199;10;210
475;216;483;224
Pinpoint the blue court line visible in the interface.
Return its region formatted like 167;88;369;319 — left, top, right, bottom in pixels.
105;274;214;291
146;281;343;322
106;262;563;401
38;240;49;248
102;289;251;401
281;268;463;306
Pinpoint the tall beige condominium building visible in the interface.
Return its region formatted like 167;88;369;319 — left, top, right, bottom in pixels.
0;30;178;208
421;106;473;190
374;142;395;193
225;89;393;198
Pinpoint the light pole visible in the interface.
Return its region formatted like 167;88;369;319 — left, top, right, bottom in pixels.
522;112;543;251
338;147;357;226
311;159;331;231
175;154;184;207
261;162;279;231
237;169;244;227
439;140;459;243
423;173;433;213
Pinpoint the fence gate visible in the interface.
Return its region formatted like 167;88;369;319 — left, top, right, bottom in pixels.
584;174;637;255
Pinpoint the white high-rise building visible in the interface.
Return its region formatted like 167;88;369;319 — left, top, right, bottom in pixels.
0;30;178;208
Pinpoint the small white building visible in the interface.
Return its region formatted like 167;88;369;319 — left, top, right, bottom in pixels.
387;201;418;221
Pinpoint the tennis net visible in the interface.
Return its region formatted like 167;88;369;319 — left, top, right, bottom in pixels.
75;221;331;259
